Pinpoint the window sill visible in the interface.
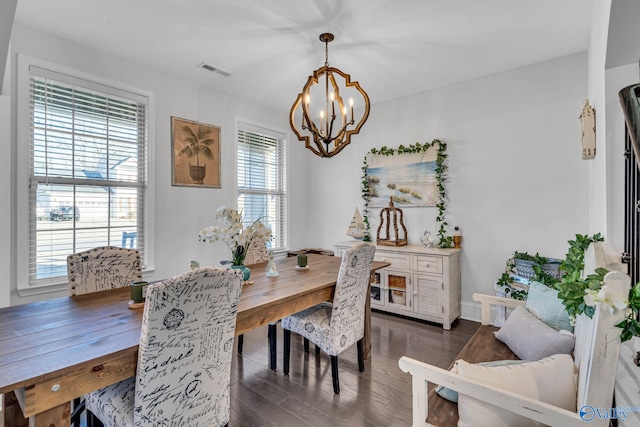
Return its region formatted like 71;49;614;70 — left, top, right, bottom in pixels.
16;282;68;298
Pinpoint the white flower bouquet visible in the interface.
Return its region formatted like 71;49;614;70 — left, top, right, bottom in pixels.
199;206;272;266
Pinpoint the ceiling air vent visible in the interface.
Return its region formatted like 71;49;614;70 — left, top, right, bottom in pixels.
197;62;231;77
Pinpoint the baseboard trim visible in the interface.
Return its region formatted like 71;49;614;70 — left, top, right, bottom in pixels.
461;301;485;323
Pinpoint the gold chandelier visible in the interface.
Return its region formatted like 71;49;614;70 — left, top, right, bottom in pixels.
289;33;370;158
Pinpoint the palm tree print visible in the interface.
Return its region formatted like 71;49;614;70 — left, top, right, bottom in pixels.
179;125;216;166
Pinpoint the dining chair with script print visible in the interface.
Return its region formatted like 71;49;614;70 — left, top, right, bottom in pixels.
282;242;376;394
67;246;142;296
67;245;141;427
85;267;244;427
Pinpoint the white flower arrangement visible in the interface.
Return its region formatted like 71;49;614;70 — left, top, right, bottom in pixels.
199;206;272;266
584;285;629;315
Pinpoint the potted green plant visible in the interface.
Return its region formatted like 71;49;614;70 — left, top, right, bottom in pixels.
513;251;562;283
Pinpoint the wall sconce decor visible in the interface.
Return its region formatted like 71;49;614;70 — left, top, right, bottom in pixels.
580;99;596;159
289;33;370;158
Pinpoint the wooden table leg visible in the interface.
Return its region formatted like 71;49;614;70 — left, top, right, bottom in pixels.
363;285;372;360
2;391;28;427
32;402;70;427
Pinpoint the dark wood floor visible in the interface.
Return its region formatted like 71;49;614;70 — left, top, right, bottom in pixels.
75;311;477;427
229;312;479;426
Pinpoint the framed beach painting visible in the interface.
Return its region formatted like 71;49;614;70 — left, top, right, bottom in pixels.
171;116;221;188
366;147;439;208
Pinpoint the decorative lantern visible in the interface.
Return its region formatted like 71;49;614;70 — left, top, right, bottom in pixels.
376;197;407;246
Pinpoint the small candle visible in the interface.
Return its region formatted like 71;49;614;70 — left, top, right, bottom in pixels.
330;92;335;116
349;98;354;123
130;281;149;303
297;254;307;268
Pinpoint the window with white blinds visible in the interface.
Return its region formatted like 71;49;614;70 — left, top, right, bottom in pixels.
237;122;287;250
25;65;148;286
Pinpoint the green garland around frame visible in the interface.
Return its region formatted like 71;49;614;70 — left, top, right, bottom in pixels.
361;139;453;248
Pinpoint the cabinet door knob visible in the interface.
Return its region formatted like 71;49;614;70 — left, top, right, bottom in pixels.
425;263;430;267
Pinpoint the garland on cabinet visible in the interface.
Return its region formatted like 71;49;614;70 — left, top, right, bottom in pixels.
361;139;453;248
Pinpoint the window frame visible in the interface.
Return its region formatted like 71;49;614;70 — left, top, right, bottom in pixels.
16;54;156;295
235;118;288;252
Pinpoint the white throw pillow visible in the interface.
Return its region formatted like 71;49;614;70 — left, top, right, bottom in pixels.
494;304;575;360
456;354;577;427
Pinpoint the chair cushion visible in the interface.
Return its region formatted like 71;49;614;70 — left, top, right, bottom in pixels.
281;302;334;354
525;281;572;332
456;354;577;427
85;377;135;427
494;304;575;360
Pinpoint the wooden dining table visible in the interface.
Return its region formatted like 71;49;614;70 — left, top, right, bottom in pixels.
0;253;389;427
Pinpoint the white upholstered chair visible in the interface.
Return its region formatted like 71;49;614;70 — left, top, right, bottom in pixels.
85;267;244;427
243;236;269;266
282;242;376;394
67;246;141;426
67;246;142;296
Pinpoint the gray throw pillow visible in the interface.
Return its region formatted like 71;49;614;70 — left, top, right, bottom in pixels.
494;305;575;361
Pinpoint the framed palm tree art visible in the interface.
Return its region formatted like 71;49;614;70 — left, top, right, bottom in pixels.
171;116;221;187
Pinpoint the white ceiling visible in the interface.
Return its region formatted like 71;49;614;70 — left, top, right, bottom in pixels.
14;0;595;113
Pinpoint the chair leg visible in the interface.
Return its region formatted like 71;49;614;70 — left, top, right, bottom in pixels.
87;410;104;427
70;397;85;427
331;355;340;394
303;337;309;353
357;338;365;372
283;329;291;375
268;323;277;371
237;334;244;354
315;344;321;356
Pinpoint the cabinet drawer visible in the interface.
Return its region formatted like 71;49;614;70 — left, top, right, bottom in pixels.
378;252;410;271
413;255;443;274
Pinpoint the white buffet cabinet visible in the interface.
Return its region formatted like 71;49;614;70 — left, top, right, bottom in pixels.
334;242;461;330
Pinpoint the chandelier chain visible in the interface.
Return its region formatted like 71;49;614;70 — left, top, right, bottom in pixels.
325;39;329;67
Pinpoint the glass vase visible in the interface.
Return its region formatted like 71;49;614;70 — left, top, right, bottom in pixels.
231;264;251;281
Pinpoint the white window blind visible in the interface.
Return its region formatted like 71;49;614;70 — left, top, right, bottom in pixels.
237;122;286;250
27;66;148;286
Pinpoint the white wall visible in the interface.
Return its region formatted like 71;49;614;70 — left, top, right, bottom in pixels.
308;53;590;318
0;0;17;92
6;24;309;304
2;23;595;321
587;0;612;238
0;95;10;307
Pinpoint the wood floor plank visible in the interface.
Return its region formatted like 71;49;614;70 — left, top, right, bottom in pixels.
229;311;478;426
